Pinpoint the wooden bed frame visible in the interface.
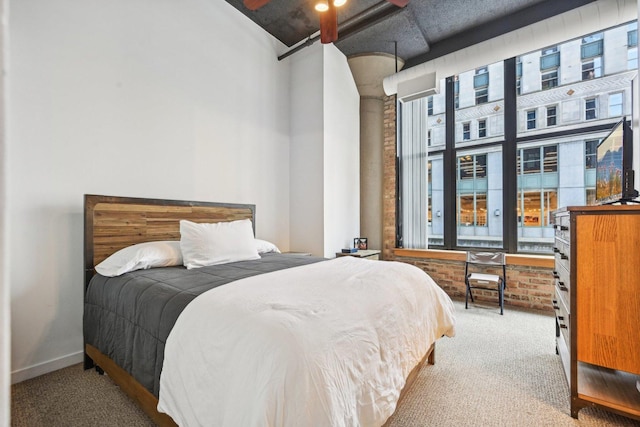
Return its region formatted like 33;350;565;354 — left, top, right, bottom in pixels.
83;194;435;426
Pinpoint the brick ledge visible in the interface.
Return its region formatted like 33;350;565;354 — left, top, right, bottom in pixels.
392;248;554;268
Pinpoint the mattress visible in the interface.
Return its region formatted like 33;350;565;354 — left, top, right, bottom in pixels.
157;256;456;426
83;252;326;397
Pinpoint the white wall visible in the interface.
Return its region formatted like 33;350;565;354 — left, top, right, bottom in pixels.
7;0;298;382
289;43;360;258
0;0;8;421
323;46;360;256
289;44;325;256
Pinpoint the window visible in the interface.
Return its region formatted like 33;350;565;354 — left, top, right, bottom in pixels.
517;190;557;228
541;70;559;90
457;154;490;245
628;23;638;69
581;34;603;58
582;33;603;80
478;119;487;138
540;46;559;69
397;19;635;255
543;145;558;172
516;60;522;95
628;47;638;70
427;129;432;146
474;67;489;105
609;92;623;117
585;98;597;120
475;87;488;105
520;147;541;174
454;77;460;109
582;57;602;80
628;25;638;47
540;46;559;90
546;106;557;126
527;110;536;129
427;96;433;116
585;139;598;169
517;145;558;233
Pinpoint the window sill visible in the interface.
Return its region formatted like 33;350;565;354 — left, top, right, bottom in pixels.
392;248;554;268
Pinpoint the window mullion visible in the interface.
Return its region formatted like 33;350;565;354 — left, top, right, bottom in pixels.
443;76;457;249
503;58;518;252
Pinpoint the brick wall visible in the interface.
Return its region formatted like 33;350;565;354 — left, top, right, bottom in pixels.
381;94;555;313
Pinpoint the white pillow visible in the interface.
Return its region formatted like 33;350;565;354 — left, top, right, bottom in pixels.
95;241;183;277
180;219;261;269
255;238;281;254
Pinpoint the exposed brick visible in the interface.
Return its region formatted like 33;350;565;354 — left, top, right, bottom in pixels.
381;95;554;313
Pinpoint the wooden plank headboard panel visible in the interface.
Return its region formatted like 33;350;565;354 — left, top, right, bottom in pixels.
84;194;255;289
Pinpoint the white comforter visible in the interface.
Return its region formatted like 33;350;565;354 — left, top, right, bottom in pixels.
157;256;456;427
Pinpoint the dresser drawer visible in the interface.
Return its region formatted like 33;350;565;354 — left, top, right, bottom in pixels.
554;289;570;345
554;214;570;240
553;263;570;297
553;239;570;271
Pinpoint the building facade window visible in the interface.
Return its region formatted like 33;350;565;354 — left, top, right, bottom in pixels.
608;92;623;117
454;77;460;109
457;154;488;234
540;46;560;89
527;110;536;129
581;32;604;80
585;98;597;120
463;122;471;140
585;139;598;169
478;119;487;138
398;20;636;254
427;129;432;146
474;67;489;105
628;22;638;69
427;96;433;116
546;106;557;126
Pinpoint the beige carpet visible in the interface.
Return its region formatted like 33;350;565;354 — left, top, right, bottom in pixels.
11;300;640;426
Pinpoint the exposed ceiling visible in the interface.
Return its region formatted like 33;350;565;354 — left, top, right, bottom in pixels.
225;0;596;69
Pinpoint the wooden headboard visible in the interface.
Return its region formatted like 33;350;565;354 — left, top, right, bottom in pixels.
83;194;255;289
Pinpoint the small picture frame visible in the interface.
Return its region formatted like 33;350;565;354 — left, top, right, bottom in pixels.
354;237;368;250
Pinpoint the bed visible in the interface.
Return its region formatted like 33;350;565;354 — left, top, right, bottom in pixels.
83;194;456;427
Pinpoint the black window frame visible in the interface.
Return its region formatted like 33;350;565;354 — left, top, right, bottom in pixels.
395;58;618;254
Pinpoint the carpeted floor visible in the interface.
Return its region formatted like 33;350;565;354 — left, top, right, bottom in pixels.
11;300;640;426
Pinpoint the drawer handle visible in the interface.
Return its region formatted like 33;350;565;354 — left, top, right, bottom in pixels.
553;271;559;278
558;282;568;292
553;248;560;253
553;305;560;310
559;324;568;329
558;316;565;321
560;253;568;260
556;225;568;231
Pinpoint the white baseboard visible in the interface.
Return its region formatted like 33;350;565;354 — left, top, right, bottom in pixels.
11;351;84;384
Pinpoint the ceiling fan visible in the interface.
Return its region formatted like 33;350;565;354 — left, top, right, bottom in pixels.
243;0;409;44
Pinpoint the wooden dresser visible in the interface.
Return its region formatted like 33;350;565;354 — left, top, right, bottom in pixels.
552;205;640;420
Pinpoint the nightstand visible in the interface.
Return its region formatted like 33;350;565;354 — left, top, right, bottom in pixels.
335;249;381;260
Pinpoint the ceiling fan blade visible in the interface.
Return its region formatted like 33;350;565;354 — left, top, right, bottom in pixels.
386;0;409;7
243;0;271;11
319;2;338;44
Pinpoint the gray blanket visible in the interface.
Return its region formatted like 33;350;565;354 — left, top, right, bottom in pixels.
83;253;325;397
